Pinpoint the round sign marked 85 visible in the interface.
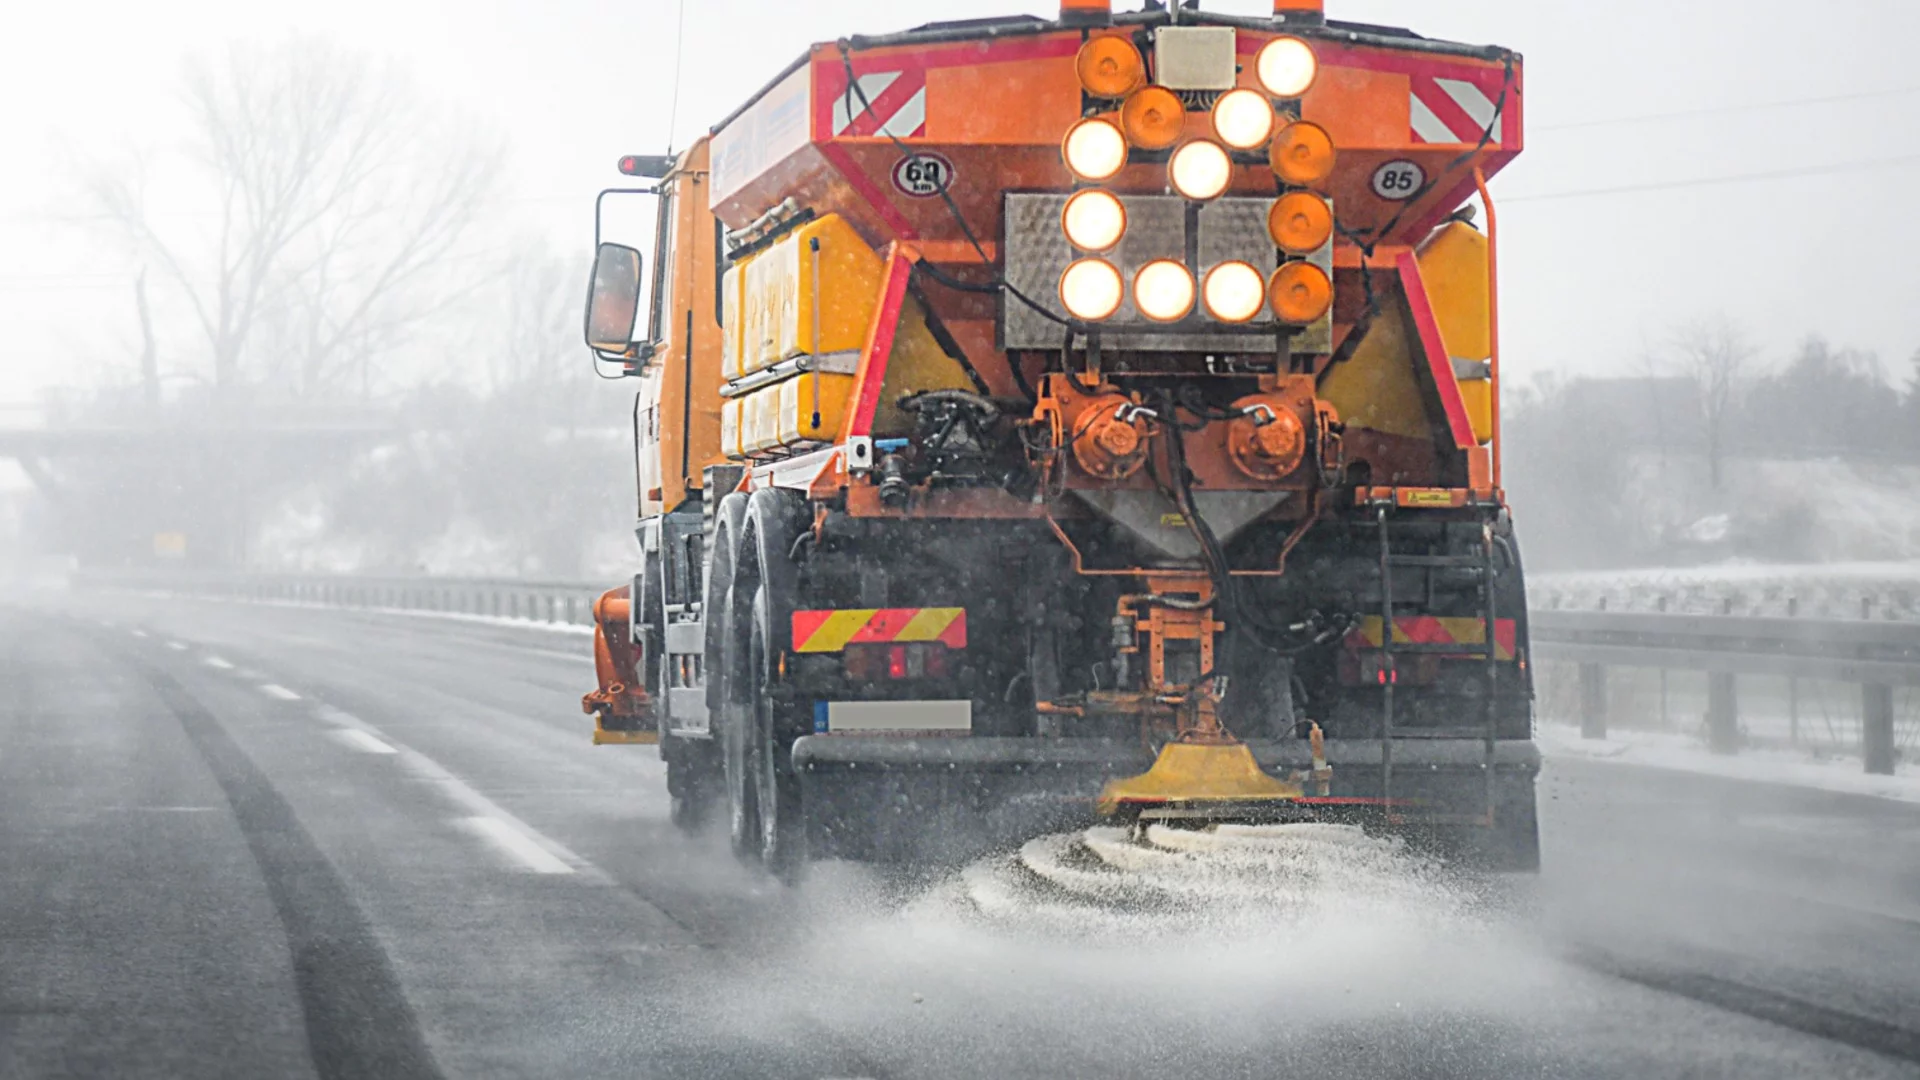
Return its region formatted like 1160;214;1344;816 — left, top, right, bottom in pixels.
1371;160;1426;201
892;153;955;199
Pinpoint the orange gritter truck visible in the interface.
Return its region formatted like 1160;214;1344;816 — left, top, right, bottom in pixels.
581;0;1538;879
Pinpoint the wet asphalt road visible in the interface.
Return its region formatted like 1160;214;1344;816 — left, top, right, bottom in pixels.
3;593;1919;1079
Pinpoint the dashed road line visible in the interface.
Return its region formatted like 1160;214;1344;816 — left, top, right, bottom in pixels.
331;729;398;755
130;629;148;638
307;705;600;881
258;683;302;701
203;655;235;670
166;641;188;651
462;816;575;875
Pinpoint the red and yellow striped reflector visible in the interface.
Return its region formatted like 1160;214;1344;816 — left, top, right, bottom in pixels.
1347;616;1516;661
791;608;967;654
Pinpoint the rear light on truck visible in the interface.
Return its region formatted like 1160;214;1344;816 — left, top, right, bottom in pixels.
842;643;954;682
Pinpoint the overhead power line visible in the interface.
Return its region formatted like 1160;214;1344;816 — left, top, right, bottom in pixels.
1536;85;1920;132
1504;155;1920;204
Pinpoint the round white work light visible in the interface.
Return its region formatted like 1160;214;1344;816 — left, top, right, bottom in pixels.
1134;260;1197;323
1169;140;1233;202
1060;258;1125;321
1063;118;1129;182
1256;37;1319;98
1211;88;1276;151
1061;189;1127;253
1203;261;1267;324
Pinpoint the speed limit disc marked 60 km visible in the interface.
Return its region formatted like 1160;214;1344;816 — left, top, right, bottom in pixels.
1371;160;1426;201
892;153;955;199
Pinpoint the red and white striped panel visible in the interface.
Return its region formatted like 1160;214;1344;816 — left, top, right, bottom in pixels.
831;68;929;138
1409;74;1504;146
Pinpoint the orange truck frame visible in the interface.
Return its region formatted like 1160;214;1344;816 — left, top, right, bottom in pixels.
581;0;1538;880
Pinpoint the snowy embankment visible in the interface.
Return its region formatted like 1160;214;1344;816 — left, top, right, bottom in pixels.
1539;723;1920;806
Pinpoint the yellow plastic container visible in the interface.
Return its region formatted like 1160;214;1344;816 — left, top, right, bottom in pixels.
1416;221;1490;363
776;372;855;446
719;264;745;382
720;397;744;460
1457;376;1493;445
736;215;886;376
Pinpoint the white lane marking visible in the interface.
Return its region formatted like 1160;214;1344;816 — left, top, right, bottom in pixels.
331;729;397;755
463;816;574;875
203;656;235;670
131;629;148;638
518;647;594;664
314;706;601;881
166;641;188;651
314;705;359;727
258;684;302;701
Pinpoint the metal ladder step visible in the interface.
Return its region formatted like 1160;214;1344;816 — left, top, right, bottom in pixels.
1384;642;1495;656
1386;554;1490;570
1392;727;1503;740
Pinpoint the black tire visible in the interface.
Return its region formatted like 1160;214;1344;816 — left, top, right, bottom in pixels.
664;738;720;834
748;586;808;885
707;495;760;864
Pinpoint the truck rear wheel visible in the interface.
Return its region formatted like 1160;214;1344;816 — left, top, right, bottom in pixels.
712;507;762;865
749;586;808;884
663;737;719;833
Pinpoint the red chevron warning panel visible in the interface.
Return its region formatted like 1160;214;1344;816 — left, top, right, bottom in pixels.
1409;71;1506;146
829;65;929;138
792;608;967;653
1347;616;1516;660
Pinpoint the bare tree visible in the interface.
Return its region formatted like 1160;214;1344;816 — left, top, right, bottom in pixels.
1670;317;1757;490
484;241;581;404
89;38;500;400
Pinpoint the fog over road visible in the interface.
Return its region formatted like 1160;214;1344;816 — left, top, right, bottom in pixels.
4;596;1919;1079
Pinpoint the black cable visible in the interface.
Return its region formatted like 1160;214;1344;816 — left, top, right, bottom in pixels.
1005;349;1037;406
1330;52;1515;332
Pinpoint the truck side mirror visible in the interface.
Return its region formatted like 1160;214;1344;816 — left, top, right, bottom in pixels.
585;242;644;355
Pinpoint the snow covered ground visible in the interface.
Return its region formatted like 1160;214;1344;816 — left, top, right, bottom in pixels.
1532;560;1920;619
1538;722;1920;806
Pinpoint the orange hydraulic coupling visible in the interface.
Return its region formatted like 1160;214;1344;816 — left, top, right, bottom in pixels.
1071;395;1154;480
582;585;656;744
1226;394;1307;480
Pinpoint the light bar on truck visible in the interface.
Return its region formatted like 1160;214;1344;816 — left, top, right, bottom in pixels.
1211;88;1276;151
1060;258;1126;321
1121;86;1185;151
1169;140;1233;202
1134;260;1196;323
1269;260;1333;325
1255;37;1319;98
1202;261;1268;324
1269;121;1336;187
1059;0;1112;26
1268;192;1333;255
1061;189;1127;253
1076;36;1144;99
1063;118;1129;182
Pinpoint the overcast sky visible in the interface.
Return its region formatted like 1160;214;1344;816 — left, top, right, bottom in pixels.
6;0;1919;405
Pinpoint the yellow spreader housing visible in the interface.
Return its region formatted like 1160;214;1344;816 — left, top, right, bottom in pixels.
1097;742;1304;816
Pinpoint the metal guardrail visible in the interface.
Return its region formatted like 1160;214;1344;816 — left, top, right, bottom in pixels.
1531;610;1920;775
76;569;1916;773
1532;571;1920;623
84;570;607;629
